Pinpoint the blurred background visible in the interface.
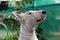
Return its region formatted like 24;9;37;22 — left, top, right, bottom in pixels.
0;0;60;40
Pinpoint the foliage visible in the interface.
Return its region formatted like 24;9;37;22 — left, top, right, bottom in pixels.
0;21;19;40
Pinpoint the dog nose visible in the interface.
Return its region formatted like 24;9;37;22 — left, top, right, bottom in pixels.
42;11;46;14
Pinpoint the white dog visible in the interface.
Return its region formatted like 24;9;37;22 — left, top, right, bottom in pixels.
12;10;46;40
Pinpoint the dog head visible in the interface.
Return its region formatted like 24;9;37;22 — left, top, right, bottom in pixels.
12;10;46;26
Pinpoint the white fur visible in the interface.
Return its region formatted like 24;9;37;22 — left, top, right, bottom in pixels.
12;10;46;40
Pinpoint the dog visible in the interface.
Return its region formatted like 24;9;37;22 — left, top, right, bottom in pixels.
12;10;46;40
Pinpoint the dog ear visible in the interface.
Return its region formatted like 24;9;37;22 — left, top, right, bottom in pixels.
12;11;23;21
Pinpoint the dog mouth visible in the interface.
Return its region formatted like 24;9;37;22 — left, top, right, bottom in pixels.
36;19;42;22
36;13;46;22
36;16;46;22
29;13;46;22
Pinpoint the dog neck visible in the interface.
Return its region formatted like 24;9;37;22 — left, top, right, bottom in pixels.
20;22;35;36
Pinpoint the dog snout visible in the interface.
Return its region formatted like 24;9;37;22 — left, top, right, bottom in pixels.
42;11;46;14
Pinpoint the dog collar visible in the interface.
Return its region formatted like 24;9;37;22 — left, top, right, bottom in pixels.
20;32;34;36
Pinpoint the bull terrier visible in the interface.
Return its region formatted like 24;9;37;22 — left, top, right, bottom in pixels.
12;10;46;40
